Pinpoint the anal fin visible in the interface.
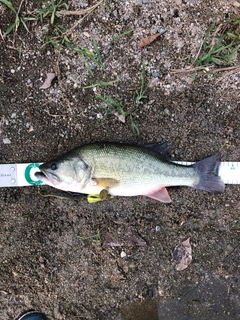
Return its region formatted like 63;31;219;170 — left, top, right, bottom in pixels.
144;186;172;203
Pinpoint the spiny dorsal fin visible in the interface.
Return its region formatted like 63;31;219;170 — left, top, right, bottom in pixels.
143;142;171;157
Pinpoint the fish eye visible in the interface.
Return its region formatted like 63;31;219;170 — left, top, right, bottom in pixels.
51;162;59;170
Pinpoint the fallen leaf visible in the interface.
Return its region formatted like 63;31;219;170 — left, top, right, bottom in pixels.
149;77;159;88
28;124;34;132
102;233;122;247
138;33;160;49
117;258;129;273
172;237;192;271
125;228;147;246
40;73;56;89
114;112;125;123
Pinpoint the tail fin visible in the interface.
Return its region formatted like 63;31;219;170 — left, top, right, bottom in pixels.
193;154;225;193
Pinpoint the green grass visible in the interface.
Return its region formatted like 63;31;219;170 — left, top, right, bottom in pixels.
191;21;240;79
111;29;133;42
96;94;125;123
94;60;148;136
130;59;148;135
36;0;68;24
83;79;118;89
1;0;68;34
77;229;101;245
134;59;148;110
0;0;37;34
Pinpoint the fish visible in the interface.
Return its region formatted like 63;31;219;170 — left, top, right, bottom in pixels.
35;142;225;203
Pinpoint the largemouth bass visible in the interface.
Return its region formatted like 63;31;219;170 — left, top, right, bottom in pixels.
35;142;225;203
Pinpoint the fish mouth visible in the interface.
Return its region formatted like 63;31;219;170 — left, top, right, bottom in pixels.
35;170;60;185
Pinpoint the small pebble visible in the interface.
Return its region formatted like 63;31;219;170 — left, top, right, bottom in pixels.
159;28;166;34
11;113;17;118
156;226;161;232
120;251;127;258
152;71;160;77
3;138;11;144
164;108;171;116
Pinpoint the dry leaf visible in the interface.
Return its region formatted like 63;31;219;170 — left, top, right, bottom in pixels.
28;124;34;132
138;33;160;49
114;112;125;123
102;233;122;247
149;77;159;88
125;228;147;246
172;238;192;271
40;73;56;89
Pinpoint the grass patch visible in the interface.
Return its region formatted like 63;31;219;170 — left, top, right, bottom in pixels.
83;79;118;89
77;229;101;245
111;29;133;42
36;0;68;24
0;0;37;34
134;59;148;110
130;59;148;135
191;20;240;80
96;94;125;123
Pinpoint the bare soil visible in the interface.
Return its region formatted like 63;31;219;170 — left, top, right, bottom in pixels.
0;0;239;319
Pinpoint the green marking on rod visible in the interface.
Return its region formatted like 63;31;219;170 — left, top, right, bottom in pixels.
24;163;42;185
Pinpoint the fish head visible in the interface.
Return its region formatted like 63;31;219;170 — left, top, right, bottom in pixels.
35;155;92;192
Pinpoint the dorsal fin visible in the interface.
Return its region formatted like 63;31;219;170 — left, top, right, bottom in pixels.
143;142;171;157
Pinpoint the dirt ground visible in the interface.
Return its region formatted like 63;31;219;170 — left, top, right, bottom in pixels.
0;0;240;319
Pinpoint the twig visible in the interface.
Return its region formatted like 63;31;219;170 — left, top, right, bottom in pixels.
16;0;24;18
190;39;204;68
44;107;66;118
58;9;93;16
54;53;72;113
223;242;240;262
170;65;240;77
170;65;214;74
65;0;103;36
0;29;4;41
215;66;240;83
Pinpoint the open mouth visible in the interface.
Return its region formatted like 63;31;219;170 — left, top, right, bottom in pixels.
35;171;49;182
35;170;60;185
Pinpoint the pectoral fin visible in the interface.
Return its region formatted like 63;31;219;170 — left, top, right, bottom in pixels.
144;187;172;203
92;178;119;189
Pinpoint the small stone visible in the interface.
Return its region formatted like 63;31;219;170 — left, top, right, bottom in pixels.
120;251;127;258
159;28;166;34
152;71;160;77
3;138;11;144
164;108;171;116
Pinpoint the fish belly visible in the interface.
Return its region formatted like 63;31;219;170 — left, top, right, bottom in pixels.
80;159;196;197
